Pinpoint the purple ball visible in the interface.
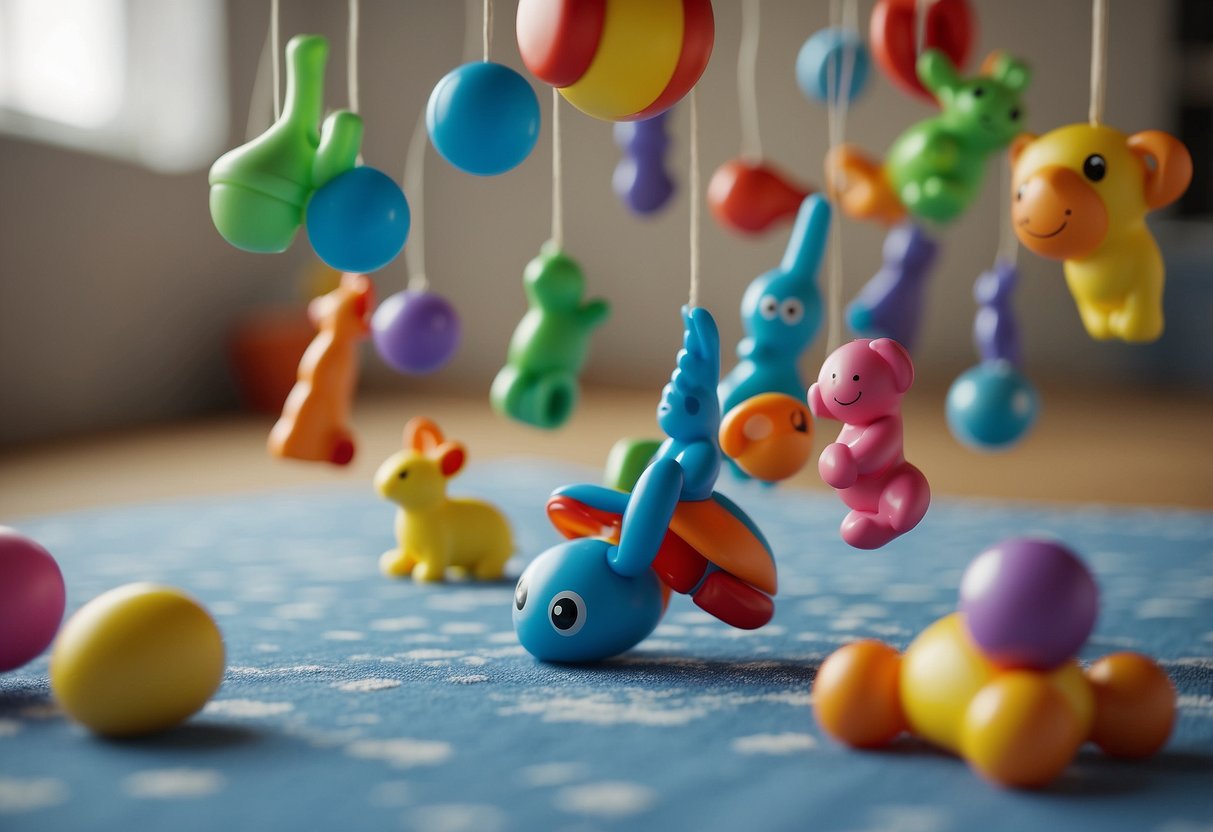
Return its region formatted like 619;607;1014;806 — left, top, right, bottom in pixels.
372;289;460;374
1;527;66;672
959;537;1098;670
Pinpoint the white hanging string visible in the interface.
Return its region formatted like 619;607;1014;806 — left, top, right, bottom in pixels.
271;0;281;120
737;0;763;163
551;87;564;249
483;0;494;62
997;152;1019;266
824;0;859;354
688;89;702;309
347;0;361;113
403;109;428;292
1089;0;1108;125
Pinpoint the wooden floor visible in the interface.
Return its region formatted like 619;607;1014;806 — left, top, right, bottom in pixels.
1;384;1210;518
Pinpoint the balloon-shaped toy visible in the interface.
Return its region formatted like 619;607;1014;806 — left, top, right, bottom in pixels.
707;160;812;236
372;289;461;374
1010;125;1192;343
0;527;66;673
846;222;938;349
796;26;871;105
306;166;410;274
946;361;1039;451
718;393;814;483
427;61;541;176
869;0;974;103
491;242;610;429
827;50;1030;225
516;0;714;121
614;111;675;215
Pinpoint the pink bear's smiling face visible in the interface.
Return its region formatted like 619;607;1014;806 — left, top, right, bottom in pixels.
816;339;909;425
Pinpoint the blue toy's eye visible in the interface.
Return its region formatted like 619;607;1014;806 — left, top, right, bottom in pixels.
779;298;804;324
515;575;528;611
549;591;586;636
684;396;700;415
759;295;779;320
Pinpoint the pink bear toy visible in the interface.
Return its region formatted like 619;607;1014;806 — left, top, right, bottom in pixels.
808;338;930;549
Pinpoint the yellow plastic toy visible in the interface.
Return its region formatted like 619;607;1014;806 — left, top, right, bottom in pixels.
718;393;814;483
50;583;225;738
1010;124;1192;343
374;417;513;582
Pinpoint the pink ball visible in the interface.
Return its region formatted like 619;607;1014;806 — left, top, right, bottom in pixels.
0;527;66;672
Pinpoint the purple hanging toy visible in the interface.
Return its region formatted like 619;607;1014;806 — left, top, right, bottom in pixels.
846;222;938;351
613;111;675;216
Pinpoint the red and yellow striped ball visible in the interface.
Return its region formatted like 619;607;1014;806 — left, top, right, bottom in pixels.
516;0;714;121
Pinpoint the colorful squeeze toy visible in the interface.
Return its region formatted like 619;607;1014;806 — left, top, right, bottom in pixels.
268;274;372;465
515;308;778;662
707;161;812;236
491;242;610;429
826;49;1030;226
516;0;714;122
718;392;814;483
427;61;540;176
614;111;675;216
796;26;870;105
372;290;462;374
209;35;408;273
813;538;1177;788
868;0;973;103
0;527;65;672
808;338;929;549
375;418;513;582
1010;125;1192;343
846;223;938;351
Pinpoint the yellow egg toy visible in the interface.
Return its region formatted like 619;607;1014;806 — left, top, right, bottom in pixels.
50;583;225;738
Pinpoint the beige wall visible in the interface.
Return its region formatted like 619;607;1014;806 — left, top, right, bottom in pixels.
0;0;1201;444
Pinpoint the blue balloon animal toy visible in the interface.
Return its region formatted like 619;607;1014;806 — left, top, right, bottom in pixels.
514;307;778;663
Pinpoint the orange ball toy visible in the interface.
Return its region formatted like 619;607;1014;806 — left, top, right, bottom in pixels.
813;640;907;748
1086;652;1176;759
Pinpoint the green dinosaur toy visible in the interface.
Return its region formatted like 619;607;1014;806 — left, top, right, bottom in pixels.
490;242;610;429
209;35;363;253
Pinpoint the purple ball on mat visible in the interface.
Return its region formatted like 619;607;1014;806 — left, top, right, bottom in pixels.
959;538;1098;670
372;290;461;374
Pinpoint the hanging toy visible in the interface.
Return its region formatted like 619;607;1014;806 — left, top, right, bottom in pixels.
813;537;1177;788
846;222;938;349
306;166;410;274
708;161;812;236
614;111;675;215
808;338;929;549
268;273;372;465
375;418;513;582
427;61;540;176
491;243;610;429
827;50;1030;226
209;35;364;253
515;0;714;122
795;26;870;105
515;307;778;662
718;393;814;483
1010;126;1191;343
868;0;973;104
372;290;461;374
947;260;1040;450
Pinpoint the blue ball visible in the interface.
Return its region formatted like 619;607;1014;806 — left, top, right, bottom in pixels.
427;61;540;176
946;361;1040;451
306;166;410;274
796;27;870;104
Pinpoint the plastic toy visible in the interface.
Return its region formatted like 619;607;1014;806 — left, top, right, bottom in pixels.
209;35;363;253
827;50;1030;225
718;393;814;482
972;258;1021;366
603;438;663;492
305;166;410;274
1010;125;1192;342
868;0;973;103
846;223;938;349
427;61;540;176
614;111;675;215
796;27;870;104
707;160;812;236
491;242;610;429
516;0;714;122
808;338;930;549
375;417;513;582
50;583;225;738
946;361;1038;451
814;537;1177;788
268;273;372;465
0;527;65;672
372;289;461;374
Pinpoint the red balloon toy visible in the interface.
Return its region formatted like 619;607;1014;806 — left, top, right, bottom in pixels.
707;160;813;236
869;0;974;103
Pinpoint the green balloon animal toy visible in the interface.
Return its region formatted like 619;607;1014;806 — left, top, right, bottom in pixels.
209;35;363;253
490;242;610;429
826;50;1031;226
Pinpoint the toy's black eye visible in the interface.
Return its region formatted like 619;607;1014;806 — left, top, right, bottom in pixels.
972;86;984;97
1082;154;1106;182
685;396;700;415
398;470;408;479
1009;108;1020;121
852;374;860;381
779;298;804;325
515;575;528;610
791;409;807;432
831;373;836;379
759;295;779;319
549;591;585;636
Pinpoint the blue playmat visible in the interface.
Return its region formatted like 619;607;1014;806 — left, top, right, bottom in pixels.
2;460;1211;831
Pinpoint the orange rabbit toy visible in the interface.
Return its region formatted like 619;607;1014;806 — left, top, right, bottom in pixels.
268;273;373;465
